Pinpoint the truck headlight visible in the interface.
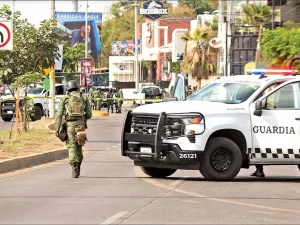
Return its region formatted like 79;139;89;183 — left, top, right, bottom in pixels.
165;113;204;137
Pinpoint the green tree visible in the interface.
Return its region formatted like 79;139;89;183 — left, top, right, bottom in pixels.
181;25;218;87
162;3;196;19
61;41;85;72
178;0;217;13
240;3;272;32
12;72;44;131
260;21;300;70
0;5;59;95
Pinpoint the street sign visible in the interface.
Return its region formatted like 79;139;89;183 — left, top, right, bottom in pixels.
43;78;50;91
0;21;13;51
209;37;222;48
139;0;168;21
80;58;93;86
55;44;63;71
40;66;55;76
170;62;180;72
244;62;256;75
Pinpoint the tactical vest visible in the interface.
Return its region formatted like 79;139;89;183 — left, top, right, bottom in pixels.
65;92;85;120
93;91;100;98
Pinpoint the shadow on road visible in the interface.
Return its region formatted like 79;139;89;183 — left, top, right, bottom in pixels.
162;176;300;183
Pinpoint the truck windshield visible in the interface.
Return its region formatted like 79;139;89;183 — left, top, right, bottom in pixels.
28;87;43;95
141;87;160;95
186;82;260;104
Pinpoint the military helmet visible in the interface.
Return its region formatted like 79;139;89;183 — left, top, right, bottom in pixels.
66;80;80;92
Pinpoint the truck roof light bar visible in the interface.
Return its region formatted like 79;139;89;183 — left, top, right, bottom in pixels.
247;69;298;75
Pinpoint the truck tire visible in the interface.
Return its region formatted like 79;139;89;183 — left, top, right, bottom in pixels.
140;167;176;178
30;105;42;121
199;137;242;181
2;117;13;122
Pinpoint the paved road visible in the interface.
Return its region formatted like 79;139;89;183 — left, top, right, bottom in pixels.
1;113;300;224
0;120;12;130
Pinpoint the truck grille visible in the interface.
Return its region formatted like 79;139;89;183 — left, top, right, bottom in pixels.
131;115;159;135
3;100;16;107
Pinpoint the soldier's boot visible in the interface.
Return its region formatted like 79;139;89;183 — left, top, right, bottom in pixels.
250;165;265;177
71;164;78;178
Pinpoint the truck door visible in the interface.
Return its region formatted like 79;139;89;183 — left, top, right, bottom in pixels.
171;74;186;101
250;81;300;164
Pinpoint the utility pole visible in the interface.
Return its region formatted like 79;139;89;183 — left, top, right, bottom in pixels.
12;0;15;14
85;0;88;58
49;0;55;118
272;0;275;29
84;0;88;90
72;0;79;12
134;0;139;92
217;0;224;76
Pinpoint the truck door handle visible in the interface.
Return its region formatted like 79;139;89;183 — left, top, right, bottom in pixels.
295;117;300;121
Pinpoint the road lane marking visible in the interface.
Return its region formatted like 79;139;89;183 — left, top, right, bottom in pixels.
106;148;111;151
112;146;117;148
182;200;199;204
100;211;127;224
118;144;121;146
250;211;274;215
136;168;300;214
170;176;189;187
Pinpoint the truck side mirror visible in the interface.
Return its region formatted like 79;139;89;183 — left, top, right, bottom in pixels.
254;100;265;117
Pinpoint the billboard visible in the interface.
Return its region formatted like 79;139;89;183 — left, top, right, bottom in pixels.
80;58;93;86
139;0;168;21
55;12;102;61
111;39;141;56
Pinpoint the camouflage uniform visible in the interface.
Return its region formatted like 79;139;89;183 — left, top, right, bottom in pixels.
55;80;92;178
186;85;193;97
92;89;101;111
89;87;95;109
106;89;114;113
115;88;123;113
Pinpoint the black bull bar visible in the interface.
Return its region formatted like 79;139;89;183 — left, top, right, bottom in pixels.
121;110;166;160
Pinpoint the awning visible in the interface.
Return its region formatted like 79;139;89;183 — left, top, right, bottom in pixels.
158;42;172;53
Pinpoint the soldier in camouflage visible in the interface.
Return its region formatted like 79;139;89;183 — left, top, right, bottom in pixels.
115;87;123;113
106;88;114;113
55;80;92;178
92;88;101;111
186;85;193;97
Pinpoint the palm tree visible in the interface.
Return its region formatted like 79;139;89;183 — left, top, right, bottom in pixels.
241;3;272;33
180;25;218;88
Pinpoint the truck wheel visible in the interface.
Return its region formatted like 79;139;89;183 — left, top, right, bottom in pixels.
30;106;42;121
140;167;176;178
2;117;13;122
199;137;242;181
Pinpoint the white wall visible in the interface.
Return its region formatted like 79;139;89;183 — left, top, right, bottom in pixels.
109;56;135;84
140;20;159;61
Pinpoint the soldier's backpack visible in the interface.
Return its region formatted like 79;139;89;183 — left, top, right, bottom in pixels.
65;92;85;119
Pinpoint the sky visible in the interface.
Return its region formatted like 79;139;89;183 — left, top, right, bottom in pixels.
1;1;117;26
0;0;268;27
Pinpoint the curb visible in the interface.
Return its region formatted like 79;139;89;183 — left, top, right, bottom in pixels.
0;148;68;174
92;111;109;116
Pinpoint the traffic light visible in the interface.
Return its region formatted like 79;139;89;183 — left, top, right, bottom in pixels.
177;53;183;61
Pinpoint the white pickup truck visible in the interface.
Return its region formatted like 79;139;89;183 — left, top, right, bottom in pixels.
121;71;300;181
0;84;66;122
130;85;163;106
